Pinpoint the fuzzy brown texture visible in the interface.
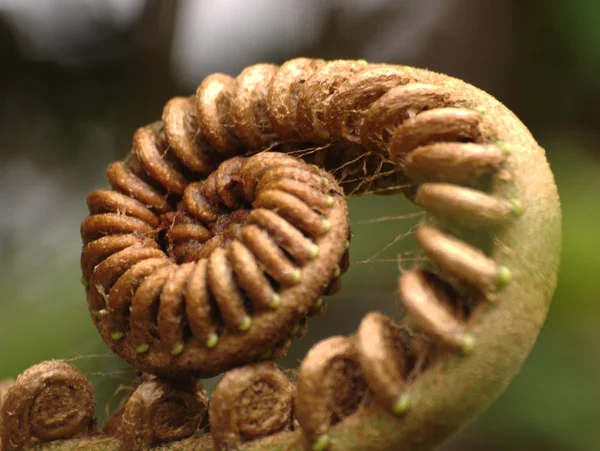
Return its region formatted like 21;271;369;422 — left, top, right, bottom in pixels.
0;380;14;414
82;151;350;378
398;270;468;353
0;361;95;451
119;377;208;450
0;380;13;398
30;57;560;450
0;379;14;450
403;143;505;185
102;373;154;438
415;183;517;227
355;313;409;412
415;224;504;295
294;336;368;444
209;362;294;450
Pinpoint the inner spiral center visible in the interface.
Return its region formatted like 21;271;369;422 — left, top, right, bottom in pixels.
209;208;251;239
31;383;86;440
161;206;251;263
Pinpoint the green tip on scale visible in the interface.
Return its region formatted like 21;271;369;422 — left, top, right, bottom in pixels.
136;343;150;354
310;244;319;260
292;268;302;284
497;265;512;287
393;393;411;415
497;141;513;155
312;434;331;451
205;333;219;348
509;198;524;216
460;334;476;356
334;266;341;278
239;316;252;332
268;293;281;309
171;343;184;356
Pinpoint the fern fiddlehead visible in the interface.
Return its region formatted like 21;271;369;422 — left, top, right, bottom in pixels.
0;58;560;451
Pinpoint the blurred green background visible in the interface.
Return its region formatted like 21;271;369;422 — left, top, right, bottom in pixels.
0;1;599;449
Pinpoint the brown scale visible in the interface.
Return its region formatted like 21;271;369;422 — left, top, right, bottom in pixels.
295;336;370;444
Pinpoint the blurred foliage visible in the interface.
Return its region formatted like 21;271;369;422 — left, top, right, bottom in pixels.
551;0;600;80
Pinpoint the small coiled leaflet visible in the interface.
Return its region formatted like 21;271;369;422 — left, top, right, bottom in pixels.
82;151;350;378
119;376;209;451
209;362;295;450
0;361;95;451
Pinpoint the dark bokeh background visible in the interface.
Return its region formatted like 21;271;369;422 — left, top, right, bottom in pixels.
0;1;598;449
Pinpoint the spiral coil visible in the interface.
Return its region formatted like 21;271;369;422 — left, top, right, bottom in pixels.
209;362;295;450
71;57;560;450
82;150;350;378
0;361;95;451
119;377;209;450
